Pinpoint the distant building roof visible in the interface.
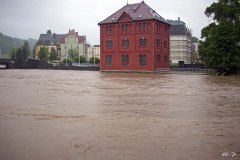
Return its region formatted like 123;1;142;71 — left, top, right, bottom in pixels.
37;30;86;45
168;18;192;36
37;34;64;45
98;1;169;25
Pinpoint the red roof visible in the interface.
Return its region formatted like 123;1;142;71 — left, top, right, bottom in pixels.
98;1;169;25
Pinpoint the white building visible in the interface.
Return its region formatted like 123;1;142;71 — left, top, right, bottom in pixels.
93;45;100;59
168;18;192;64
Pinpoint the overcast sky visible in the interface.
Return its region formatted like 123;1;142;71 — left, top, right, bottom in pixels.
0;0;216;45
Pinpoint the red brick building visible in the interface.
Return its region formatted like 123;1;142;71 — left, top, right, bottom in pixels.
98;1;170;72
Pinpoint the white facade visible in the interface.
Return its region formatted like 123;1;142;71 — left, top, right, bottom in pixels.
93;45;100;59
170;35;192;64
85;44;93;61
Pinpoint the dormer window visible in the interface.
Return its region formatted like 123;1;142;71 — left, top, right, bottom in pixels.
139;14;143;18
112;17;116;21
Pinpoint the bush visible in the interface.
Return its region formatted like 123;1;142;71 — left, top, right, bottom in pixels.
62;58;72;63
90;57;100;64
74;56;86;63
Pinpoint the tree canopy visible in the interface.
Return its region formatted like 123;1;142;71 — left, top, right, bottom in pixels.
191;36;199;43
48;48;58;61
38;47;48;60
199;0;240;71
9;41;30;68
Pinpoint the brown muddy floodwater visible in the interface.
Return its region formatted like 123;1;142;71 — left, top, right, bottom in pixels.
0;70;240;160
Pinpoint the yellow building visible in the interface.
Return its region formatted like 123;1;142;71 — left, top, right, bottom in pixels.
35;30;86;61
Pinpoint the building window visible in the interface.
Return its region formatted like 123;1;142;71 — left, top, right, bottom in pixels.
122;38;129;48
122;24;129;32
139;23;147;31
143;22;147;30
156;39;160;47
139;54;147;66
106;55;112;66
106;40;113;48
106;25;112;33
157;54;160;63
164;40;167;48
140;37;147;47
122;55;129;66
164;55;168;63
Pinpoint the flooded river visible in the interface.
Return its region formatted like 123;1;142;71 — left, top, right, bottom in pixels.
0;70;240;160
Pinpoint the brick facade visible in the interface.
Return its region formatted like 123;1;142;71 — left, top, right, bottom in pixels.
99;1;170;72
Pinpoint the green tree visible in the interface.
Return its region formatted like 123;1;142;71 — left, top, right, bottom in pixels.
191;36;199;43
38;47;48;60
90;57;100;64
68;49;79;61
199;0;240;71
48;48;58;61
9;48;17;59
22;41;30;61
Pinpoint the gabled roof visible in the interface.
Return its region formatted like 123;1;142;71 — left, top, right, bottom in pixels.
37;30;86;45
98;1;169;25
37;34;64;45
60;30;86;44
168;19;192;36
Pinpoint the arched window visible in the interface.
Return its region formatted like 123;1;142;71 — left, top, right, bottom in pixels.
126;39;129;47
164;40;167;48
106;40;113;48
164;55;168;63
106;55;112;66
143;23;147;30
126;55;129;65
122;24;129;32
122;55;129;66
122;39;129;48
139;54;147;66
140;37;147;47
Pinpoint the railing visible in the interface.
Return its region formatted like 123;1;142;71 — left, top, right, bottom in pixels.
72;62;100;67
155;68;215;75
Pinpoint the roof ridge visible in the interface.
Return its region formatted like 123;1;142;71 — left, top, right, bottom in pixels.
98;1;169;25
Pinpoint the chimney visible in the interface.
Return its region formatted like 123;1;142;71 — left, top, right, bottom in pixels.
178;17;180;21
69;29;70;32
76;32;78;35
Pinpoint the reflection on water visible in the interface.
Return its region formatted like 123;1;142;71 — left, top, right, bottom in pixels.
0;70;240;160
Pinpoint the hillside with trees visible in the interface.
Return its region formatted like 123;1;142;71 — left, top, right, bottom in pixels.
0;32;37;58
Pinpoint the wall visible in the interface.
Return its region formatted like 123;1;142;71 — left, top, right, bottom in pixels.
100;20;170;71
